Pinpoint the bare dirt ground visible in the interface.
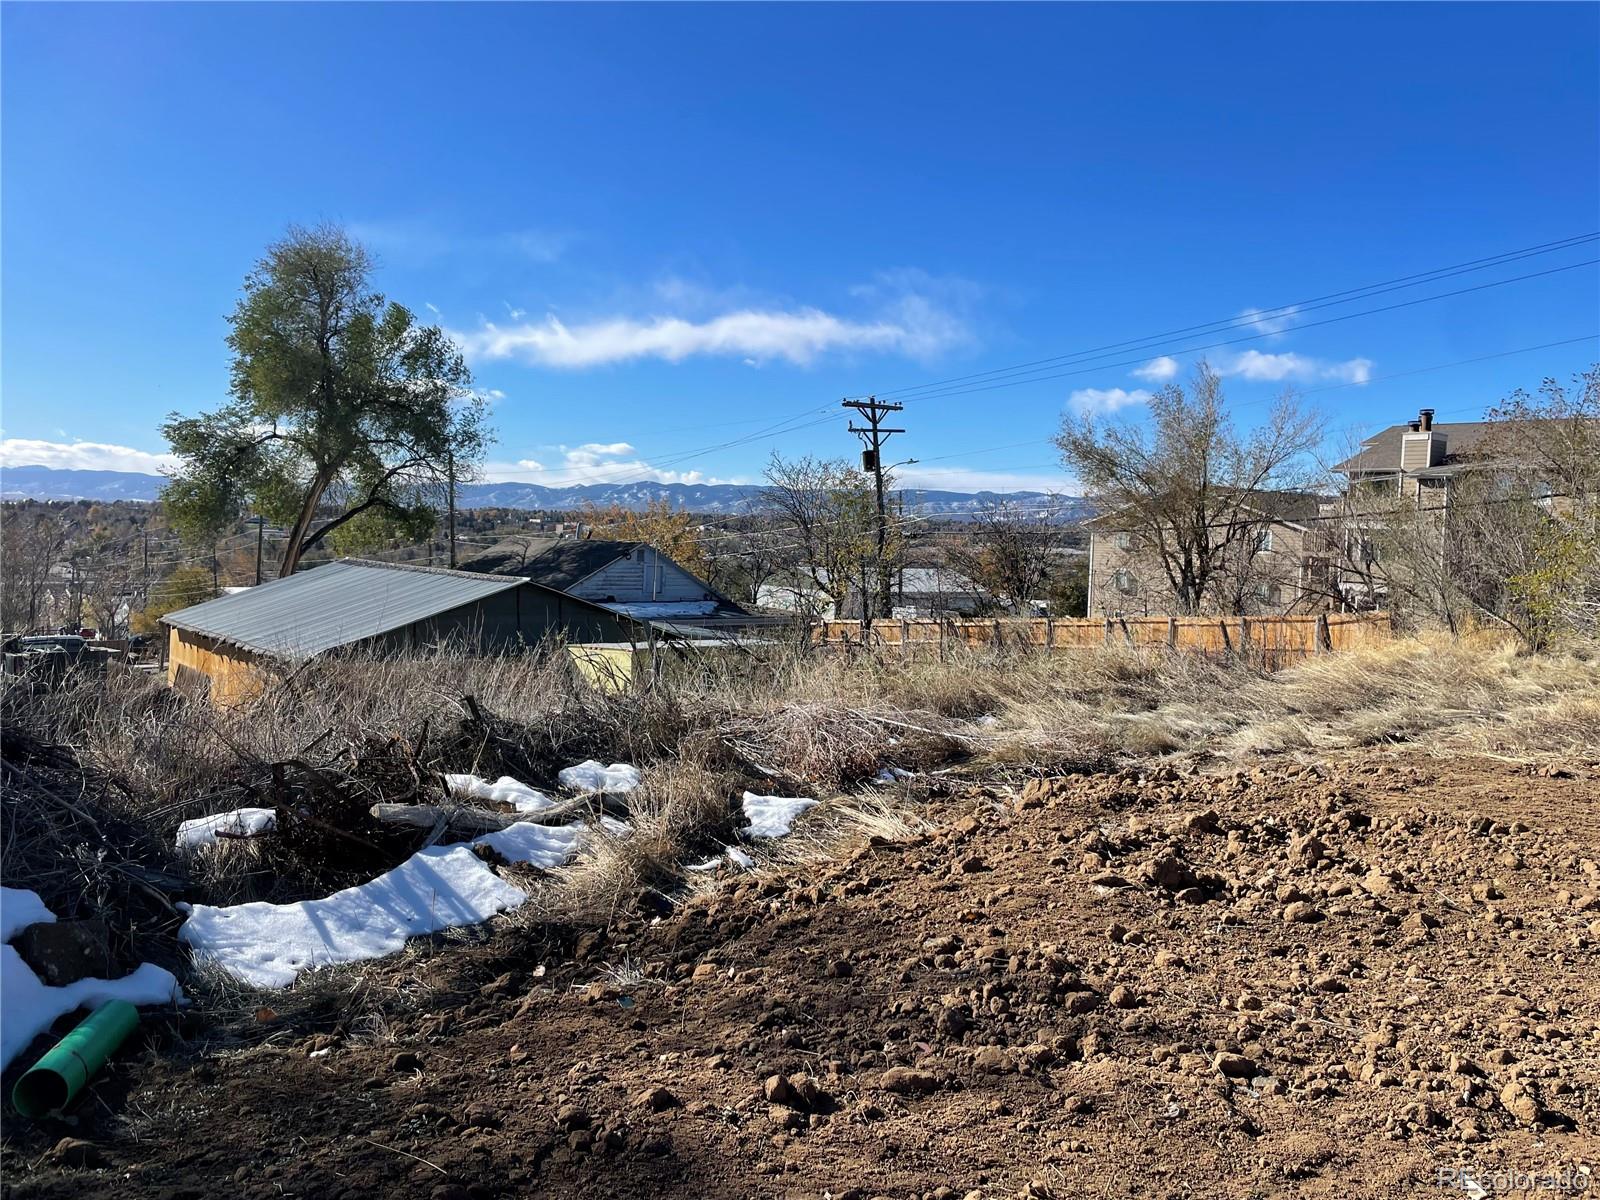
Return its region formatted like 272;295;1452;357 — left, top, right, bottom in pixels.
4;750;1598;1200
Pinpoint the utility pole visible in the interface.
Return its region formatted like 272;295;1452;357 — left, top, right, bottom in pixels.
843;396;905;622
247;516;266;585
211;548;220;597
447;449;458;569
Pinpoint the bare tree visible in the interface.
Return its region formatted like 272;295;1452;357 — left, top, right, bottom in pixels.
1056;363;1320;614
704;517;788;609
1;506;69;632
1318;364;1599;645
75;546;139;638
761;453;892;619
1478;365;1600;501
945;498;1068;613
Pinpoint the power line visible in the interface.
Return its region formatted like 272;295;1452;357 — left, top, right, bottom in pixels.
875;259;1600;405
861;232;1599;402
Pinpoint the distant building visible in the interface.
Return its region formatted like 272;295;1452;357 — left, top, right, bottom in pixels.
162;558;637;705
760;565;989;621
458;536;789;637
1329;409;1495;500
1085;492;1333;617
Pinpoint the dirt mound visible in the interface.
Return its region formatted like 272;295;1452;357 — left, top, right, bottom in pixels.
4;751;1597;1199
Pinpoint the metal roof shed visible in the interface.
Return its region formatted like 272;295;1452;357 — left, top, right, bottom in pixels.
160;558;639;705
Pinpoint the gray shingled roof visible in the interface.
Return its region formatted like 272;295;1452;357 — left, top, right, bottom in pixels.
1331;421;1491;474
161;559;527;660
459;538;639;590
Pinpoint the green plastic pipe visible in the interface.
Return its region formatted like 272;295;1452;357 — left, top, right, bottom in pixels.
12;1000;140;1117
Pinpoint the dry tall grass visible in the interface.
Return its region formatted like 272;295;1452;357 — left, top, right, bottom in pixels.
4;629;1595;966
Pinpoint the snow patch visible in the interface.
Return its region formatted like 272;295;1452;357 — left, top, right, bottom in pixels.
180;821;586;989
601;600;719;619
741;792;818;839
176;808;277;850
470;821;585;866
873;767;914;784
686;845;755;873
2;887;57;941
444;773;556;813
2;889;184;1070
559;760;642;794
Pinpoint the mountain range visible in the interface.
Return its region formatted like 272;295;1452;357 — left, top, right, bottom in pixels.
0;464;1091;521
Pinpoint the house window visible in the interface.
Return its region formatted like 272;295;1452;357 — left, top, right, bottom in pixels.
1345;533;1378;566
1253;527;1273;554
1114;532;1135;552
1113;569;1138;595
1255;581;1282;605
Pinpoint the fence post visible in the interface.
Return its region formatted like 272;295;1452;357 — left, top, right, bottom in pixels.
1045;616;1055;653
1316;612;1331;654
1103;617;1113;646
1166;616;1178;650
900;617;910;658
1219;620;1232;654
992;618;1003;649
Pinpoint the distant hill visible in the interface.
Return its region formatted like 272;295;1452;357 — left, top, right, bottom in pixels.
1;465;168;502
456;479;1092;521
1;465;1091;521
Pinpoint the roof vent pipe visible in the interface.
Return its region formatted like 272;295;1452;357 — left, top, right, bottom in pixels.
1418;408;1435;432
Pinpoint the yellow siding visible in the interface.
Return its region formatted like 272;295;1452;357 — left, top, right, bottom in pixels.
167;627;273;707
567;644;648;692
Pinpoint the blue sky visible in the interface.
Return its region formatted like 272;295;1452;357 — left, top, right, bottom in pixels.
3;2;1597;494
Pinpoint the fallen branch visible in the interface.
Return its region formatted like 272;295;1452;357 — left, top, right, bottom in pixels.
369;795;599;833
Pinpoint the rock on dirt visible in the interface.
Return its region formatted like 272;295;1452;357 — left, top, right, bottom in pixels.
879;1067;941;1094
14;919;111;986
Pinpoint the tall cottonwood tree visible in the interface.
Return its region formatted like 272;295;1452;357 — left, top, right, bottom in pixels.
1056;363;1319;614
161;225;489;575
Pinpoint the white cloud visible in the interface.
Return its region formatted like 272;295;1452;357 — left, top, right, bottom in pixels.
897;464;1077;494
0;439;176;473
451;269;979;370
1239;306;1298;337
1218;350;1373;384
1067;387;1152;415
451;305;965;369
483;442;740;487
1130;355;1180;383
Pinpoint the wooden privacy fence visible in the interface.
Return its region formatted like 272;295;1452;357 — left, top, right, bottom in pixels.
810;611;1392;667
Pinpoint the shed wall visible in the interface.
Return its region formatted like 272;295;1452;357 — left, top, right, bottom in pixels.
167;627;273;707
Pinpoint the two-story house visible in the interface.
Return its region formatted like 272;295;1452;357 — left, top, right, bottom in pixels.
1085;491;1332;617
1325;408;1494;608
1330;408;1493;502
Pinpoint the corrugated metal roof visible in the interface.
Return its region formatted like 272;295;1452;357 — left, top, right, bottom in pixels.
459;538;639;589
161;559;528;660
